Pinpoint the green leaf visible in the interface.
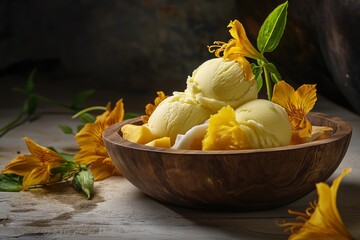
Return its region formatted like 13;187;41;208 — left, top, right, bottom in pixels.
124;112;140;119
58;125;74;135
79;113;96;124
0;174;23;192
251;63;263;92
59;152;75;162
51;161;78;175
72;170;94;199
257;1;288;53
71;89;95;110
265;62;282;82
77;124;84;133
25;69;37;92
24;95;37;117
47;147;74;162
49;148;77;179
47;146;59;153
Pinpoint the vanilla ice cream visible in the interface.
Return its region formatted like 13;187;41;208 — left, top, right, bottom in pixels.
185;58;257;112
146;57;258;146
235;99;291;148
147;93;212;144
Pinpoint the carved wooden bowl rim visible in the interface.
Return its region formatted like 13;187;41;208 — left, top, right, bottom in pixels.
103;112;352;155
103;112;352;210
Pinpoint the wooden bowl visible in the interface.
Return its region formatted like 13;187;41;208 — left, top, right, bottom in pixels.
103;112;352;210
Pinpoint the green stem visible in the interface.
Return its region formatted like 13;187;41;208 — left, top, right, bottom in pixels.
12;88;71;110
27;180;69;189
0;111;25;133
263;66;272;100
62;168;81;181
72;106;107;119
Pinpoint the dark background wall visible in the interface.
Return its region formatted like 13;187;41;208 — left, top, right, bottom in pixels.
1;0;359;114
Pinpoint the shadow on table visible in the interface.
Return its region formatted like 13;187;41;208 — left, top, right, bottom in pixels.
134;180;360;240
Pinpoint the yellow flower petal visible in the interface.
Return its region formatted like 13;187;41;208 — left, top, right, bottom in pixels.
278;168;354;240
2;137;64;190
294;84;317;114
105;99;124;127
22;167;51;190
227;20;262;59
271;80;294;109
202;106;247;150
208;20;261;64
24;137;64;168
74;99;125;180
90;157;120;181
272;81;317;140
291;125;333;144
141;91;168;123
1;154;42;176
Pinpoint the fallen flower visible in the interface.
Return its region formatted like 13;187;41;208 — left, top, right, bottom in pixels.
1;137;64;190
278;168;354;240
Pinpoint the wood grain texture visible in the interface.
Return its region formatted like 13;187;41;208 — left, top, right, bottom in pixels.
103;112;352;211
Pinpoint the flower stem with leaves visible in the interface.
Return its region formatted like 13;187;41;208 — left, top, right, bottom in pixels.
0;69;95;137
0;140;94;199
209;1;288;100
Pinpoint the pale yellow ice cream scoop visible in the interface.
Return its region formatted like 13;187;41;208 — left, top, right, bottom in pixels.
186;58;257;113
147;93;212;144
174;99;291;150
235;99;291;149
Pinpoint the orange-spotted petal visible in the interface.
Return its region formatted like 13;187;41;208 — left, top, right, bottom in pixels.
292;84;317;114
272;81;317;140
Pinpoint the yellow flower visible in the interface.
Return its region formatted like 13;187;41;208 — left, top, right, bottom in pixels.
272;81;317;141
1;137;64;190
202;105;247;150
74;99;124;181
278;168;354;240
141;91;167;123
208;20;262;81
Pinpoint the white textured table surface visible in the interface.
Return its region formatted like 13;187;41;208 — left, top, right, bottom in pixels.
0;97;359;240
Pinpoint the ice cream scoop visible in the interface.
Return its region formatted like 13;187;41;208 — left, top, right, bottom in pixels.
186;58;257;113
175;100;291;150
147;93;212;144
235;99;291;149
147;57;258;146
